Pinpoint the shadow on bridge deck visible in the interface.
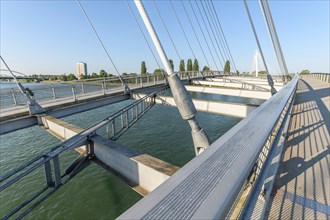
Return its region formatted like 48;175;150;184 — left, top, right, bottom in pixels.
268;78;330;219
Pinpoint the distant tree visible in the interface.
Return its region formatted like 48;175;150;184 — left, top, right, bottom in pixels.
236;70;240;75
154;68;164;74
224;60;231;74
50;76;58;81
193;59;199;71
59;74;67;81
300;69;310;75
91;72;99;78
67;73;77;81
100;69;107;78
169;59;174;71
179;59;185;72
107;73;113;77
80;74;86;80
141;61;147;75
202;66;210;72
187;59;193;71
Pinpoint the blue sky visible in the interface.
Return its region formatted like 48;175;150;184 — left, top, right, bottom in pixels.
1;0;329;76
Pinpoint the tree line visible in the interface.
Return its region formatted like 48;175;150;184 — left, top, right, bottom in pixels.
22;59;234;83
141;58;233;74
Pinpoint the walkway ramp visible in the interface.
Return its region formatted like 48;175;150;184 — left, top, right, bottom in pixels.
268;77;330;218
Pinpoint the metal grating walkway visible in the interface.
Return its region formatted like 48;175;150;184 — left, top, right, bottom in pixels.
268;77;330;219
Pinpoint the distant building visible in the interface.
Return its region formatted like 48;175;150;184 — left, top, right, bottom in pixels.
76;62;87;79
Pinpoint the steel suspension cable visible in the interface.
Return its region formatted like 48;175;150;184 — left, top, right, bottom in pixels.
0;56;45;113
200;1;226;68
210;0;238;73
188;0;219;71
259;1;284;75
195;1;223;69
152;0;182;61
180;0;210;69
204;1;229;62
206;1;236;72
259;0;288;76
125;0;163;74
169;0;197;59
76;0;128;89
243;0;277;95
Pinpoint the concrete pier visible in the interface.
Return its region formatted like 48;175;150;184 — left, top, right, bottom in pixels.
41;115;179;196
185;85;271;100
131;93;258;118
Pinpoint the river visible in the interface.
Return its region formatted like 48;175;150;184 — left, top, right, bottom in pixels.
0;88;245;219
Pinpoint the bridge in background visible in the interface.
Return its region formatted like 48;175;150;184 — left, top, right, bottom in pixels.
1;71;329;219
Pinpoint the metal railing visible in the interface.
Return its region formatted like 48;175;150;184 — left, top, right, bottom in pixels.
304;73;330;83
0;88;166;220
118;74;299;220
0;71;218;109
222;77;270;92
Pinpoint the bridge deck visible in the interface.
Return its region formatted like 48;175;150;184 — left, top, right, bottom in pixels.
268;77;330;218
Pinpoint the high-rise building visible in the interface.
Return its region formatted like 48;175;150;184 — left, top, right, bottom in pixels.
76;62;87;79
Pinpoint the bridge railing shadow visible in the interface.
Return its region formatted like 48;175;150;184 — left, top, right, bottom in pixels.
268;78;330;219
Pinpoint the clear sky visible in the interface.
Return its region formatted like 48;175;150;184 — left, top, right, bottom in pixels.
1;0;329;76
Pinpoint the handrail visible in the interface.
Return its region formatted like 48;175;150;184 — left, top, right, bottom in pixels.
118;74;299;219
0;71;215;108
304;73;330;83
0;87;167;220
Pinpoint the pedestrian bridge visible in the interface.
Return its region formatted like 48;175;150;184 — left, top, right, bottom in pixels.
0;72;329;219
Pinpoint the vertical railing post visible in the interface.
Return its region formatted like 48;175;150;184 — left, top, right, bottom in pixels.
52;155;61;188
11;88;17;106
51;84;56;99
154;75;156;85
147;74;149;84
71;85;77;101
140;76;143;88
121;113;124;129
106;124;110;139
81;82;85;94
111;120;115;138
135;77;138;85
43;157;53;187
102;80;106;95
126;111;129;128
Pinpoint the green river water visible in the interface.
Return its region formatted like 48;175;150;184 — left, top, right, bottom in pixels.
0;91;246;219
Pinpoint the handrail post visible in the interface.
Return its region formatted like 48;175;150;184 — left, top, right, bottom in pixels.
43;156;53;187
11;88;17;106
81;82;85;94
51;84;56;99
71;85;77;101
102;80;106;95
53;155;61;188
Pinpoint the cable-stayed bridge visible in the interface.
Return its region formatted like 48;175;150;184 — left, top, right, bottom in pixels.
0;0;329;219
